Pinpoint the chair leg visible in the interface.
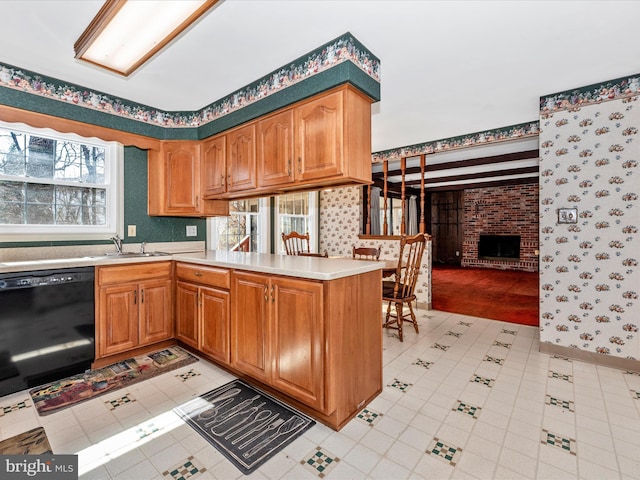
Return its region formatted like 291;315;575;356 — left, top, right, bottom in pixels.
408;301;419;334
385;300;392;324
395;301;404;342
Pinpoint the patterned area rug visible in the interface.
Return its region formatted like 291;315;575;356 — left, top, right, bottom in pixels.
0;427;52;455
174;379;315;475
30;346;198;416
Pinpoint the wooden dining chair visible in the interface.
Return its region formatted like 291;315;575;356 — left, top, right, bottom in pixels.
382;233;427;342
281;231;310;255
352;245;381;260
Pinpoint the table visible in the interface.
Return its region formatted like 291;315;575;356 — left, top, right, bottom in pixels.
381;259;400;278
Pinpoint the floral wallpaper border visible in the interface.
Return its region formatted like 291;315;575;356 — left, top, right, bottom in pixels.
540;73;640;114
0;33;379;129
371;121;540;163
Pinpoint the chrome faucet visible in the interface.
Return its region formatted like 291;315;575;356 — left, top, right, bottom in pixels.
140;242;147;254
110;234;123;253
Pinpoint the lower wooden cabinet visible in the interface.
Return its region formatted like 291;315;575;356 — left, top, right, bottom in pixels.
175;263;231;365
96;262;173;359
232;271;325;411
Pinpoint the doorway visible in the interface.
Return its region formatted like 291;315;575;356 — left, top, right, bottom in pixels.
430;191;463;265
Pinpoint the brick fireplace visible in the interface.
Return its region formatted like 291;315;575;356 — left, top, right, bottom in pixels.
462;183;539;272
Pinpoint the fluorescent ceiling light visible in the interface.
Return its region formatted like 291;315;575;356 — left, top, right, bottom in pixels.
74;0;218;76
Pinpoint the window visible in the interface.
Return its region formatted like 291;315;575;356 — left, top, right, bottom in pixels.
275;192;319;254
0;121;122;241
208;198;268;253
206;192;319;254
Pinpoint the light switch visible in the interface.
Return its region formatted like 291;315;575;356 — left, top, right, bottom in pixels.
186;225;197;237
128;225;136;237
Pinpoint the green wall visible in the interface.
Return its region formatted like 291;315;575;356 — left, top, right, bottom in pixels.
123;147;206;245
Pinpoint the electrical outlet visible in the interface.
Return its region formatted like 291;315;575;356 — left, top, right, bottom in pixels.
128;225;136;237
186;225;197;237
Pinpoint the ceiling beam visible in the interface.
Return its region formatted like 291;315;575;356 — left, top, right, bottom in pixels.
374;149;539;178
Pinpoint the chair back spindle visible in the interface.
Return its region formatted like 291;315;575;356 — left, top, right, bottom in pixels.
281;231;310;255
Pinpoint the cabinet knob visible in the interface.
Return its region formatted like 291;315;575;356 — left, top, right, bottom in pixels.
194;272;203;277
264;285;268;302
287;159;292;176
297;157;302;174
220;175;225;186
271;285;275;302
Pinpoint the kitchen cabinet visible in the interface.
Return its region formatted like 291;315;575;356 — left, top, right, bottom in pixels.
232;271;325;410
255;85;372;190
96;262;173;359
201;124;257;198
148;140;229;217
257;109;295;187
175;263;231;365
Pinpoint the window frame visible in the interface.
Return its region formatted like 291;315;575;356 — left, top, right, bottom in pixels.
0;120;123;242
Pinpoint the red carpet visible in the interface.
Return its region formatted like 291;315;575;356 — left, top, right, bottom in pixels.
431;265;539;326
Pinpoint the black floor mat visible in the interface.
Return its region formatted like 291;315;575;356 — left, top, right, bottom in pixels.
174;379;315;475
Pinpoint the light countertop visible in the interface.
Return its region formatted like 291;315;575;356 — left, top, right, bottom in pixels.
0;250;383;280
173;251;383;280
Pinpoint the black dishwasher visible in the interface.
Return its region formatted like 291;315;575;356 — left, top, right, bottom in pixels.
0;267;95;397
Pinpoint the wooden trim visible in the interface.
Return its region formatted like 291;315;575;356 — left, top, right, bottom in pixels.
358;234;432;240
376;149;540;178
425;176;539;191
419;154;425;234
404;166;539;186
0;104;161;150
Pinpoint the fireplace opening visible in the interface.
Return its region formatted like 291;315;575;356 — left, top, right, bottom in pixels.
478;235;520;260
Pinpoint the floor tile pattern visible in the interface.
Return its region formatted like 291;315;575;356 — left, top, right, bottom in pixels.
426;437;462;466
162;456;205;480
302;447;340;478
356;408;383;427
105;394;135;410
2;309;639;479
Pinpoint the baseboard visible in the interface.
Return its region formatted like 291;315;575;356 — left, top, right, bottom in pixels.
417;301;431;310
539;342;640;373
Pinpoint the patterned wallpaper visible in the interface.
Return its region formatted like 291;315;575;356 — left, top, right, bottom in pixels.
319;186;432;306
0;33;379;131
538;93;639;360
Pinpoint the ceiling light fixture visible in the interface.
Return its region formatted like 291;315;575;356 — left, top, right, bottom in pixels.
74;0;219;77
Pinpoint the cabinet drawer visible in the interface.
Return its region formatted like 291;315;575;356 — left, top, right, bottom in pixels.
97;261;172;285
176;263;230;289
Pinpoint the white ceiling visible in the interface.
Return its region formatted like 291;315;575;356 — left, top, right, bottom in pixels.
1;0;639;155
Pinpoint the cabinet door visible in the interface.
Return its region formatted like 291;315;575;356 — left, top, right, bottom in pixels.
271;277;325;410
257;109;295;187
200;286;230;365
139;278;173;346
227;123;257;192
231;272;270;381
295;90;343;181
163;142;202;213
175;281;199;349
98;284;139;357
202;135;227;197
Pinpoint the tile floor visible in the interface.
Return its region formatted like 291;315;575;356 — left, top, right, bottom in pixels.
1;309;640;479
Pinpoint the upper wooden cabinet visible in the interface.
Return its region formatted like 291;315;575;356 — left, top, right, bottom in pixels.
148;140;229;217
201;123;257;196
150;85;372;211
257;109;295;187
254;85;372;191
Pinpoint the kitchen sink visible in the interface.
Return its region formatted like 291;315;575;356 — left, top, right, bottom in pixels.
83;252;172;259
